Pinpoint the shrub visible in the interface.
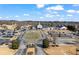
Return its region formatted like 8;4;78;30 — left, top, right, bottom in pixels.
43;39;49;48
11;40;19;49
67;25;76;32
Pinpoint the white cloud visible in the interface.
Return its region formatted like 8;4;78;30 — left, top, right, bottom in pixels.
61;18;63;19
24;14;29;16
40;17;43;19
0;17;2;18
56;14;60;16
9;16;12;17
61;15;64;17
60;18;64;20
66;10;79;13
36;4;45;8
57;17;64;21
73;4;79;6
45;14;50;17
77;11;79;13
6;17;9;18
46;5;64;10
53;11;58;14
74;18;78;19
66;10;76;13
15;15;19;17
47;10;58;15
67;14;73;16
45;14;54;18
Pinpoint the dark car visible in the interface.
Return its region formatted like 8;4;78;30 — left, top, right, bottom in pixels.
0;39;5;45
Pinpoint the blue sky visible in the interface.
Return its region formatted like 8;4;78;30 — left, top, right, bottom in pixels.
0;4;79;21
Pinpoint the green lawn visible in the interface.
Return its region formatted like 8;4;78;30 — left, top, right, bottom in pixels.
24;30;41;43
0;37;11;40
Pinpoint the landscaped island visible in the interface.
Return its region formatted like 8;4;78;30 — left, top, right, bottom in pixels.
24;30;42;44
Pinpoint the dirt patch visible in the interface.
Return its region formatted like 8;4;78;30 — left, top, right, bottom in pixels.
27;48;35;55
0;47;17;55
44;45;77;55
0;44;17;55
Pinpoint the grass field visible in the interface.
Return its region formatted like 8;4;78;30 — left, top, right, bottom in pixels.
24;30;41;43
0;37;10;40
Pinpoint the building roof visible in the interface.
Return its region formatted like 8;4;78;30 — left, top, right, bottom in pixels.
0;27;5;30
60;26;67;30
37;22;43;29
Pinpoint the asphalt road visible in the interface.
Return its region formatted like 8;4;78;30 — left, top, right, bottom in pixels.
35;45;46;55
35;39;46;55
15;30;27;55
35;30;47;55
15;30;48;55
56;37;76;45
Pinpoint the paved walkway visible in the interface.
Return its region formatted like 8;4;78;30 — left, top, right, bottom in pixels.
35;45;46;55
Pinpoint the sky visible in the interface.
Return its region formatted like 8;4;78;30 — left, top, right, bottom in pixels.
0;4;79;21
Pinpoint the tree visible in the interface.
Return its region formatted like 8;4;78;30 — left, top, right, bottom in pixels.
59;32;61;37
48;23;52;27
43;39;49;48
67;25;76;32
15;25;21;30
11;40;19;49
